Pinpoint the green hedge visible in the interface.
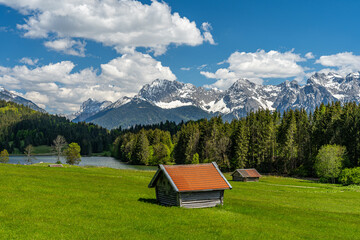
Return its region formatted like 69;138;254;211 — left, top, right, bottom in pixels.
339;167;360;185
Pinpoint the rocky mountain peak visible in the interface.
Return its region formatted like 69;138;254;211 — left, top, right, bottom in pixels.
0;86;45;112
345;71;360;82
228;78;255;91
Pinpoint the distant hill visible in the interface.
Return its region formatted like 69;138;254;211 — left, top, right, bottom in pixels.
0;99;112;155
87;98;213;129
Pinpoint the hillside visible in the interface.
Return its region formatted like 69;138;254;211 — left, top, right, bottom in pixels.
0;164;359;239
87;98;212;129
0;100;113;155
0;86;45;112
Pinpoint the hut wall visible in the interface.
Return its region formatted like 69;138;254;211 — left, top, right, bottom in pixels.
179;190;223;208
155;173;179;206
246;177;259;182
232;171;245;181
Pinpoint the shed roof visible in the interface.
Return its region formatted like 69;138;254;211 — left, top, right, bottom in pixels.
231;169;261;178
148;162;232;192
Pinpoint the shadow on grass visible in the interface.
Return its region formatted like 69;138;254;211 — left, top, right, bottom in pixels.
138;198;158;205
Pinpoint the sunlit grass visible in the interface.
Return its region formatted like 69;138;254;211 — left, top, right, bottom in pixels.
0;164;359;239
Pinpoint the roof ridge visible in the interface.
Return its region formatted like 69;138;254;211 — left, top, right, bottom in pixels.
163;162;213;167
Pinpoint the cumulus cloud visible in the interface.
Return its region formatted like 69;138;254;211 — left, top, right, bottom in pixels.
201;49;306;89
305;52;315;59
44;38;86;57
19;57;39;66
315;52;360;76
0;52;176;113
1;0;213;56
100;52;176;96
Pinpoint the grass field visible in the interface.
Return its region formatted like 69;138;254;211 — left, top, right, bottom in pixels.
0;164;359;239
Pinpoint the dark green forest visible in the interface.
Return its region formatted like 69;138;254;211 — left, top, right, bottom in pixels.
113;101;360;176
0;100;116;155
3;99;360;177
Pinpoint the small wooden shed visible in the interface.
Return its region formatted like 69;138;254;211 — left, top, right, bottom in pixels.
231;169;261;182
148;162;232;208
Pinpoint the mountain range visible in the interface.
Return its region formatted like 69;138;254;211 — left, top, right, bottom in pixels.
69;71;360;129
3;72;360;129
0;87;45;112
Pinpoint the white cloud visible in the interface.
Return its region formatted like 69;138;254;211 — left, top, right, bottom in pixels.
315;52;360;76
180;67;191;71
201;49;306;89
201;22;215;45
197;64;208;70
44;38;86;57
19;57;39;66
0;52;176;113
305;52;314;59
1;0;213;56
100;52;176;96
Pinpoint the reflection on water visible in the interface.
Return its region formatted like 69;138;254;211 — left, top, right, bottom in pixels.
9;156;157;171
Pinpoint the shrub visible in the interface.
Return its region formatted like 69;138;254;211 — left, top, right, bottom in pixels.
0;149;9;163
338;167;360;185
314;144;346;183
65;143;81;165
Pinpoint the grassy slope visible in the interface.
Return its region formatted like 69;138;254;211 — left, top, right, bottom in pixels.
0;164;359;240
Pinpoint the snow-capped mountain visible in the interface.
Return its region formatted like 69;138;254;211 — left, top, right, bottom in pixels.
0;86;45;112
138;79;222;111
71;72;360;129
71;98;112;122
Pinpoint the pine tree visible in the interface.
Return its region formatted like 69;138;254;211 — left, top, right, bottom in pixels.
230;120;249;169
132;130;150;165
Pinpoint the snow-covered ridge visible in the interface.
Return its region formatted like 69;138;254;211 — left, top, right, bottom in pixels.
71;71;360;122
106;96;131;109
0;86;45;112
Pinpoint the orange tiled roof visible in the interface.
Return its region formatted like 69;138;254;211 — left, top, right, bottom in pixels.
232;169;261;178
161;163;231;192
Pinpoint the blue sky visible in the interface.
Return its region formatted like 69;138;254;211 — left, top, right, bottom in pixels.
1;0;360;113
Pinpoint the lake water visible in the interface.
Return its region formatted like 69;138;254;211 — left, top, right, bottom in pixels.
9;156;157;171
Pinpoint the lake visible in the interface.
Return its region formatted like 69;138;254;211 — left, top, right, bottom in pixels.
9;156;157;171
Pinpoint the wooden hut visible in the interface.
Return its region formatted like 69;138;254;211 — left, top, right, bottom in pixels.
148;162;232;208
231;169;261;182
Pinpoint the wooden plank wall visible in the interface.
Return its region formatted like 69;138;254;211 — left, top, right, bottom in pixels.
156;173;179;206
180;190;223;208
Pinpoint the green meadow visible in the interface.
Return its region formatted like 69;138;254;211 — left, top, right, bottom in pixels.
0;164;359;240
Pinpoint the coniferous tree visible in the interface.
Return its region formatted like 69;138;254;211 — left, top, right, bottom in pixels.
230;120;249;169
132;130;150;165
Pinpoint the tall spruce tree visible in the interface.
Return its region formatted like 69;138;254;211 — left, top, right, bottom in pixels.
132;130;150;165
230;120;249;169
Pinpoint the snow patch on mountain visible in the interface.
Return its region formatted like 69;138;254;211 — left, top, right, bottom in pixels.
205;99;231;114
154;100;193;109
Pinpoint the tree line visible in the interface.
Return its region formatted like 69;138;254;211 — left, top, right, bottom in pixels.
113;102;360;177
0;100;117;155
